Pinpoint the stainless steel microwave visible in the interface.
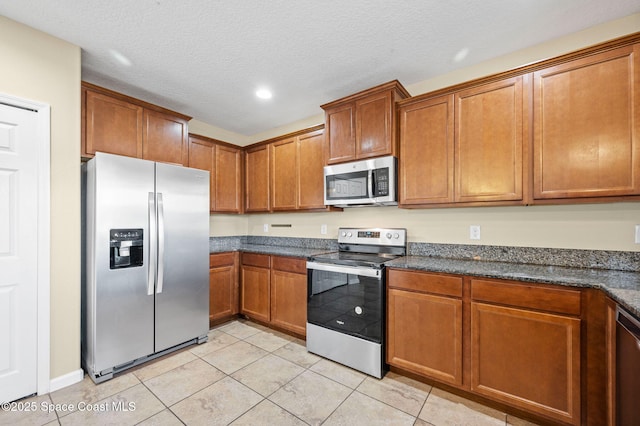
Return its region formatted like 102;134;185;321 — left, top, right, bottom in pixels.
324;156;397;207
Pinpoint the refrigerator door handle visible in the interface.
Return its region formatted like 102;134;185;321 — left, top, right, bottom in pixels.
147;192;156;296
157;192;165;294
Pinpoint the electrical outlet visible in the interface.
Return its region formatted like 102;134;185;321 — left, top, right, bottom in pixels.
321;224;327;235
635;225;640;244
263;224;269;233
470;225;481;240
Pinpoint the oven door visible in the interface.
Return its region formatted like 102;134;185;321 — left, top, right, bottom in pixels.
307;261;384;343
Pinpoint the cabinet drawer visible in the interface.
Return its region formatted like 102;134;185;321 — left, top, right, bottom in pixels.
471;278;581;316
242;253;271;268
272;256;306;274
388;269;462;298
209;252;236;268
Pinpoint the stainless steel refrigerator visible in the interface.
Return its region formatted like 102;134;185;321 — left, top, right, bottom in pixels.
82;152;209;383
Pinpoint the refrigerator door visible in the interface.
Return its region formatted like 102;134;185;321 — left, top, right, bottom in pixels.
89;153;156;373
154;162;210;352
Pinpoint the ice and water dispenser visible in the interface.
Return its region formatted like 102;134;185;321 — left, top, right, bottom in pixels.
109;229;143;269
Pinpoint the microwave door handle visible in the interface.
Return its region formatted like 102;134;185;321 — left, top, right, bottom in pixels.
368;169;375;199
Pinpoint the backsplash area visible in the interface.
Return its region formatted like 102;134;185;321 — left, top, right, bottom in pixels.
210;236;640;272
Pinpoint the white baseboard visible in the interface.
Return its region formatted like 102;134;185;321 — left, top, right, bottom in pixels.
49;369;84;393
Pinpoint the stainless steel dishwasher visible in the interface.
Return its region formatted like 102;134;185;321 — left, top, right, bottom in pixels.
616;306;640;426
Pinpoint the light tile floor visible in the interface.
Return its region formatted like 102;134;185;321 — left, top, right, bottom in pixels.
1;319;539;426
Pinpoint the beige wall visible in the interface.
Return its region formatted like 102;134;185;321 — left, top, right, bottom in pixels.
0;17;81;379
216;13;640;252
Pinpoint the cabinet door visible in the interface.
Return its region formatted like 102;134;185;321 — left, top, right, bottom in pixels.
209;253;238;323
455;77;525;203
240;264;270;322
188;136;215;211
533;45;640;199
471;302;581;425
271;138;298;211
215;145;243;213
84;90;143;158
143;109;188;165
387;288;463;385
245;145;270;212
356;90;392;159
298;129;326;210
399;95;455;205
326;103;356;164
270;269;307;336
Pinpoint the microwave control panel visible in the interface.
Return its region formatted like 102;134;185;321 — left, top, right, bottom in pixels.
372;168;389;196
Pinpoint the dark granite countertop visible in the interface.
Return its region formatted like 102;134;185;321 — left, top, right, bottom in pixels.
222;243;335;259
386;256;640;318
209;236;640;318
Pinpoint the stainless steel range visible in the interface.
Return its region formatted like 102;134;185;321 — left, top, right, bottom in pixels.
306;227;407;378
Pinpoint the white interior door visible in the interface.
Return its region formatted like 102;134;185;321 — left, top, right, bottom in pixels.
0;103;39;403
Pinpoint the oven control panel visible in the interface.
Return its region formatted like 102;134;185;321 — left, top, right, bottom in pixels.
337;227;406;247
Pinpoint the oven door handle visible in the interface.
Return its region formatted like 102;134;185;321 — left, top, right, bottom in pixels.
306;261;382;278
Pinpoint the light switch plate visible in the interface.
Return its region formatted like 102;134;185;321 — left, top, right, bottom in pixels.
470;225;481;240
321;224;327;235
263;224;269;233
635;224;640;244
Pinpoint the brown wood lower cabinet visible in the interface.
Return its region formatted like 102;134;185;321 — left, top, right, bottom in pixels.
387;270;584;425
387;269;463;385
240;253;307;337
471;302;581;424
209;252;239;325
240;253;271;323
270;256;307;336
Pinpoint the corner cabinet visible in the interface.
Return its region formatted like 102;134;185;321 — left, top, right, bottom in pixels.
209;252;239;326
82;82;189;165
322;80;410;164
246;126;329;213
188;134;243;213
398;76;527;207
533;44;640;201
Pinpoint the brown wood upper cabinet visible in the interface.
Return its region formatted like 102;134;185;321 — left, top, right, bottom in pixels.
533;44;640;200
399;77;527;206
245;144;271;213
271;128;327;211
188;134;243;213
322;80;410;164
82;82;189;165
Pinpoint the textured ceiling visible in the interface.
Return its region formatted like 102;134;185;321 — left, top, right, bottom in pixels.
1;1;639;136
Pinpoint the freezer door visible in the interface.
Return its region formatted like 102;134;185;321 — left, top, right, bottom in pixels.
154;162;210;351
88;153;156;373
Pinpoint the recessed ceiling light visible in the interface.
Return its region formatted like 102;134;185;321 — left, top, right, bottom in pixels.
109;49;132;67
453;47;470;63
256;88;273;100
